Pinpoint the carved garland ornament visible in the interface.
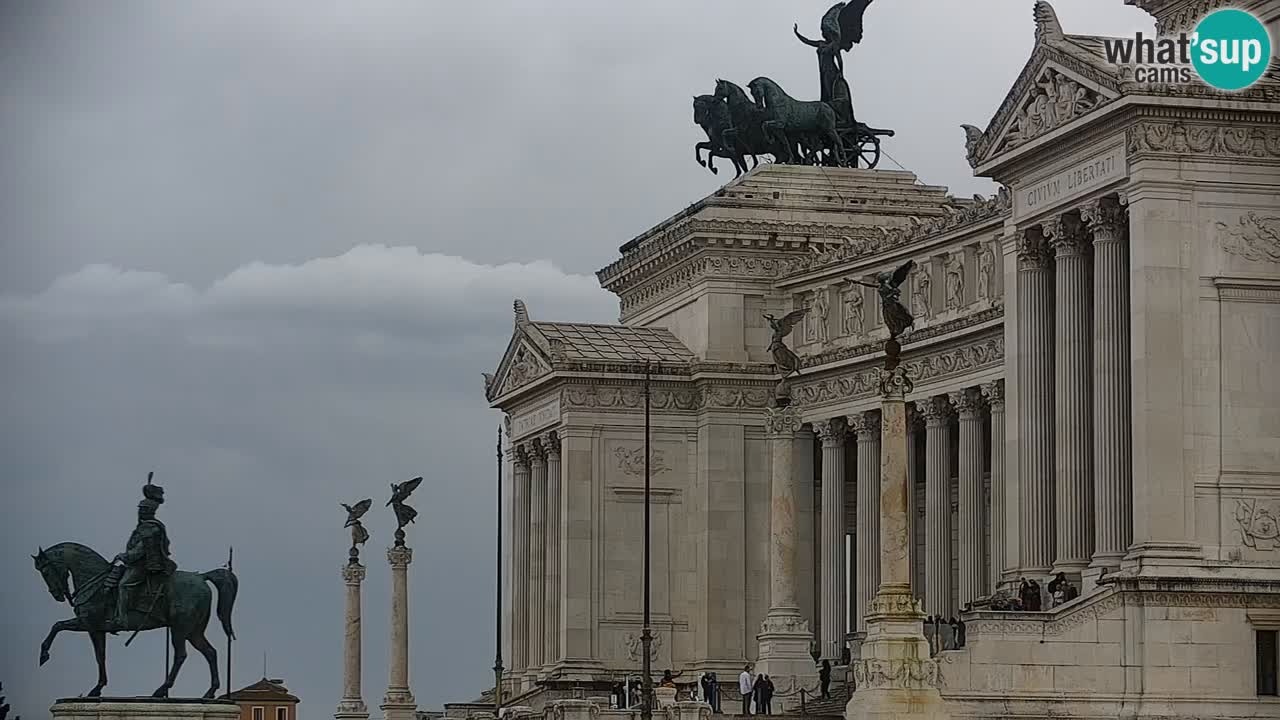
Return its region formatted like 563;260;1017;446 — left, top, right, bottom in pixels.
850;658;942;690
1127;121;1280;159
1216;212;1280;264
623;630;663;662
614;446;671;477
559;385;772;412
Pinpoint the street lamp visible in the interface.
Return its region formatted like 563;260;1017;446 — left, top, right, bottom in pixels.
494;426;505;716
640;360;654;720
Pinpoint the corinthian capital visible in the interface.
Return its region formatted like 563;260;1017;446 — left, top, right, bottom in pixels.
539;431;560;459
765;404;802;437
812;418;847;447
948;387;984;418
1079;196;1127;242
848;410;881;440
981;379;1006;410
921;395;954;427
1016;227;1052;270
1042;214;1089;258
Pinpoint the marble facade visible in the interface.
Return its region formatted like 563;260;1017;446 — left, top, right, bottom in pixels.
478;2;1280;717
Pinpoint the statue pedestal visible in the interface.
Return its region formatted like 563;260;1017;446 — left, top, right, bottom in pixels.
53;699;241;720
845;366;948;720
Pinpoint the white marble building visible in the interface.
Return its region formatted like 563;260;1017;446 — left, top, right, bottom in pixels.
477;2;1280;717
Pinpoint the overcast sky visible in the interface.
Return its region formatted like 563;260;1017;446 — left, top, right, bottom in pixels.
0;1;1154;715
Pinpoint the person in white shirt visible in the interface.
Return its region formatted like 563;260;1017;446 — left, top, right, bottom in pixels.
738;665;754;715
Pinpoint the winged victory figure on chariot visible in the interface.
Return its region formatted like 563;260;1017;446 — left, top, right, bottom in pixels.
693;1;895;177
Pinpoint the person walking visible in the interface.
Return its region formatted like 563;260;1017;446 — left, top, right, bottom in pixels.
819;659;831;700
738;665;754;716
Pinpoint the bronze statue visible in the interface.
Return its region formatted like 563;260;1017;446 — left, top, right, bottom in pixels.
34;477;237;699
794;1;874;128
848;260;916;340
103;474;175;635
387;477;423;545
342;499;372;562
763;309;808;377
694;94;756;178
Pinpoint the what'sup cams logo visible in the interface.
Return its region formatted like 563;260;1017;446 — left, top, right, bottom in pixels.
1103;8;1272;90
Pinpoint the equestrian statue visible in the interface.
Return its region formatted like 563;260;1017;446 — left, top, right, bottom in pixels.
33;473;237;699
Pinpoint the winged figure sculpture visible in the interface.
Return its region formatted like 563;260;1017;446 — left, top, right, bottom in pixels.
764;309;809;377
342;498;372;549
848;259;916;340
387;477;424;530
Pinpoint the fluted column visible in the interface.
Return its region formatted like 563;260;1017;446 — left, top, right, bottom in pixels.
982;381;1007;588
1046;213;1094;576
851;411;881;634
543;432;562;667
511;447;531;673
527;442;547;675
1082;197;1132;575
814;418;847;661
907;404;924;599
336;562;368;720
922;395;954;618
382;543;416;720
1017;227;1055;575
951;387;986;608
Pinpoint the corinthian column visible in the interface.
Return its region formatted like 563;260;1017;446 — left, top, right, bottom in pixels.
1017;227;1055;576
381;543;416;720
982;380;1007;588
813;418;848;662
755;404;813;681
907;404;924;599
335;562;368;720
850;411;881;635
542;432;562;668
1045;213;1094;577
1082;197;1132;579
951;387;986;608
510;447;531;674
527;442;547;676
922;395;954;618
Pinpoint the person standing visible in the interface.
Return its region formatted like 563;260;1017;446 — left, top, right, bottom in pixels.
819;659;831;700
738;665;754;716
761;675;774;715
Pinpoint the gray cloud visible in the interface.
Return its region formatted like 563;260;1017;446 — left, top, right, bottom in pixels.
1;0;1154;715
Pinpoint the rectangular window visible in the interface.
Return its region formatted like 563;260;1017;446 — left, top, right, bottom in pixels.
276;708;287;720
1259;629;1278;696
252;708;265;720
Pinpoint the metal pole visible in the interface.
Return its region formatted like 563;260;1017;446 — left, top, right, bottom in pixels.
225;546;233;698
641;361;653;720
494;426;505;716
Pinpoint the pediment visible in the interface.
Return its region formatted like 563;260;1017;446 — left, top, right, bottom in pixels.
963;2;1123;170
485;329;554;403
984;58;1118;161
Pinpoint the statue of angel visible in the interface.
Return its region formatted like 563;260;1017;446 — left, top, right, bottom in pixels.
387;477;423;530
794;1;874;126
847;260;916;340
763;309;808;377
342;499;372;551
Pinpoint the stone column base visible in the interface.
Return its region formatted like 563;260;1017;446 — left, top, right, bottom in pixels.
847;588;948;720
380;700;417;720
334;698;369;720
753;610;815;686
53;700;241;720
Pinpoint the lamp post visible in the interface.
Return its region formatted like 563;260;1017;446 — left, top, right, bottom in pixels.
494;426;505;716
640;361;654;720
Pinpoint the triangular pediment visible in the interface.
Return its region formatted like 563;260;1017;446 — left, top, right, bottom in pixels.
963;2;1123;169
485;310;556;403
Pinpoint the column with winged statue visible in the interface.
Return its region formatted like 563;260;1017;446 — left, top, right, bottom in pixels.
382;478;422;720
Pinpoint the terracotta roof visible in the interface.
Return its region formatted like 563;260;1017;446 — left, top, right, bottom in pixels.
229;678;300;703
530;322;693;364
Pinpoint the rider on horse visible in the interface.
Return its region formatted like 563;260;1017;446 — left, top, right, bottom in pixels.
104;480;176;632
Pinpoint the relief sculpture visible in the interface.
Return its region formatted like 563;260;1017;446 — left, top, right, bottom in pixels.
1236;498;1280;550
615;446;672;477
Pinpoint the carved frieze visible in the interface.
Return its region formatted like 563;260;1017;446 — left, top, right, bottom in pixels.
850;658;942;690
1235;498;1280;550
1216;212;1280;264
614;446;671;477
623;631;663;662
801;305;1004;369
498;343;552;397
992;66;1106;156
792;336;1004;408
560;383;771;412
1127;121;1280;159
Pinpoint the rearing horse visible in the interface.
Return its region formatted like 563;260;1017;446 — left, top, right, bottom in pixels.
33;542;237;699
